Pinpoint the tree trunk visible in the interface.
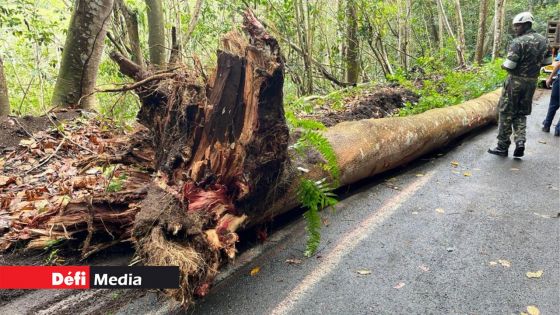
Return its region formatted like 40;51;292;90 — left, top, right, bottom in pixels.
435;0;465;67
0;57;9;116
145;0;166;67
492;0;506;60
110;10;290;301
454;0;466;63
51;0;114;108
294;0;313;94
184;0;204;45
116;0;144;66
474;0;489;64
346;0;359;84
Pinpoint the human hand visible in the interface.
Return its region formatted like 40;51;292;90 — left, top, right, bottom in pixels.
546;78;553;88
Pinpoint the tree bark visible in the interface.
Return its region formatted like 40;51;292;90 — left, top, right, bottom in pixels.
435;0;465;67
51;0;114;108
474;0;489;64
294;0;313;94
0;57;9;115
346;0;360;84
492;0;506;60
183;0;203;45
145;0;166;67
115;0;144;66
454;0;466;63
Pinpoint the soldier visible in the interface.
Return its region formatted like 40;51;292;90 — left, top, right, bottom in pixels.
488;12;550;158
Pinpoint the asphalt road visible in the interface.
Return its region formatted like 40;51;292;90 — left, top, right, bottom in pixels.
188;89;559;315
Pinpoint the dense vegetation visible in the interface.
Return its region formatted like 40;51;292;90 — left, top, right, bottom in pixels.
0;0;557;121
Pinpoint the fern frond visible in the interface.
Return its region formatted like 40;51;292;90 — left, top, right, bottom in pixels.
300;130;340;184
298;178;338;257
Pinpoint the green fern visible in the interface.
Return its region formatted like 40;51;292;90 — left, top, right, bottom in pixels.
284;110;340;257
298;178;338;257
295;130;340;185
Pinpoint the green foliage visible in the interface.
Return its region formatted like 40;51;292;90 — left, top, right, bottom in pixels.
393;59;507;116
287;110;340;256
298;178;337;257
294;130;340;185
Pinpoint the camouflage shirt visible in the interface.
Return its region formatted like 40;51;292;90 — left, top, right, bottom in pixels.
503;30;548;78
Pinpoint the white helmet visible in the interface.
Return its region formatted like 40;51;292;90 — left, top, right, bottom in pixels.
512;12;534;25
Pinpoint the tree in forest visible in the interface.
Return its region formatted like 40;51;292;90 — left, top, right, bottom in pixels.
51;0;114;108
474;0;489;64
115;0;144;66
346;0;360;84
435;0;465;67
0;57;9;115
492;0;507;60
145;0;166;67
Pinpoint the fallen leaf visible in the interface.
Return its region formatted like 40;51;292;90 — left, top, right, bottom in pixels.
250;266;260;276
285;259;302;265
526;270;543;278
435;208;445;214
451;170;461;174
393;282;405;289
498;259;511;268
450;161;459;167
526;305;540;315
418;265;430;272
463;171;472;177
489;261;498;266
415;173;424;177
411;211;419;215
0;176;16;187
533;212;552;219
510;168;520;171
356;269;372;275
537;140;547;144
473;168;481;171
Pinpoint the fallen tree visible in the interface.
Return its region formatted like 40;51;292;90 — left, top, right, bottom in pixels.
0;11;501;306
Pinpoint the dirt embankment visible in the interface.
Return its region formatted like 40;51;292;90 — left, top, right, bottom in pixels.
0;110;81;151
298;84;418;127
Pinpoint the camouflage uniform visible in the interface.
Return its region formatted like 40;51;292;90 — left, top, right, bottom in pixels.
496;29;548;150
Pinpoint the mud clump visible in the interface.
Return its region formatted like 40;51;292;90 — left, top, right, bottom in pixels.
299;84;418;127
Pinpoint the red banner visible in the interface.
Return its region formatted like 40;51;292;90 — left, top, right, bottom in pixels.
0;266;90;289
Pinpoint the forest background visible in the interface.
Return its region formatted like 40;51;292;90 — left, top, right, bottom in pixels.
0;0;558;122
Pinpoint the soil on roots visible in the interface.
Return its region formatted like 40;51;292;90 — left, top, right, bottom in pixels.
299;84;418;127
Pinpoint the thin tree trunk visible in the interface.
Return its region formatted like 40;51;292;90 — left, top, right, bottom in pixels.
115;0;144;66
437;0;445;50
425;2;439;50
346;0;359;84
0;57;9;115
294;0;313;94
474;0;489;64
51;0;114;108
145;0;166;66
435;0;465;67
454;0;466;63
183;0;203;44
492;0;506;60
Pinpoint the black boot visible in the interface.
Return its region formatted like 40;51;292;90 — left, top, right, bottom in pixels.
513;141;525;157
542;126;550;132
488;147;508;156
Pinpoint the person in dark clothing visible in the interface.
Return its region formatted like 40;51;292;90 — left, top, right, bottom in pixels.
488;12;551;158
541;60;560;136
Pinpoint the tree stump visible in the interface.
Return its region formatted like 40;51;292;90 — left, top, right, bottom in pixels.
111;10;290;303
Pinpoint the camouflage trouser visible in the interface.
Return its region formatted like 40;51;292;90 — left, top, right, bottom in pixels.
497;112;527;149
496;75;537;149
